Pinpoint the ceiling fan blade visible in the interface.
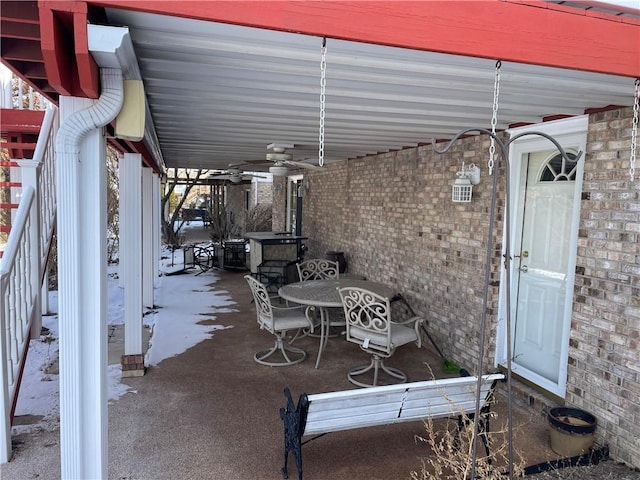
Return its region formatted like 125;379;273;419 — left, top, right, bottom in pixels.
283;160;324;171
210;174;231;180
244;159;271;166
244;174;268;179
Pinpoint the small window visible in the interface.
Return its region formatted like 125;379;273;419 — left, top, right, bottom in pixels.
540;152;578;182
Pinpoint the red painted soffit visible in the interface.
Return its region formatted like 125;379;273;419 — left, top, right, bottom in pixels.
39;1;99;98
90;0;639;77
38;2;161;170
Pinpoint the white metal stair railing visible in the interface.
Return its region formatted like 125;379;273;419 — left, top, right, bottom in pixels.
0;105;58;463
0;187;36;463
34;106;59;270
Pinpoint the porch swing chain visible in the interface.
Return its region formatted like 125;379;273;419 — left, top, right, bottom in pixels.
318;37;327;167
488;60;502;176
630;78;639;182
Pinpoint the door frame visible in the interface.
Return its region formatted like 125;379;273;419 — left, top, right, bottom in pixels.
495;115;588;398
286;174;303;232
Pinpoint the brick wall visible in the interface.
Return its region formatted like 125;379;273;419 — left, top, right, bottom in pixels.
302;133;504;374
272;176;287;231
300;107;639;467
226;182;273;235
569;107;639;467
255;181;272;205
226;185;246;234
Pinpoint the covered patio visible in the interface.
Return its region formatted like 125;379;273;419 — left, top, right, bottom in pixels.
4;257;594;480
1;1;638;477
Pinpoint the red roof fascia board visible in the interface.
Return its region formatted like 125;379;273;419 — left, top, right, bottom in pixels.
509;0;640;20
90;0;639;77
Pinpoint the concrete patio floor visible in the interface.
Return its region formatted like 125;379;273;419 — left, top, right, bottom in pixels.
2;231;629;479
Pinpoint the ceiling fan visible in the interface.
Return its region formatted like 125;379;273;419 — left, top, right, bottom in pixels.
264;143;324;176
207;165;268;184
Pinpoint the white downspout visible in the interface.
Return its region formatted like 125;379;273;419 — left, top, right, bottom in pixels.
56;68;123;152
56;67;123;479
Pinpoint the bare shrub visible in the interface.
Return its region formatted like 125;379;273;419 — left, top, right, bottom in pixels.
244;203;272;232
106;146;119;263
161;168;208;246
208;202;241;241
411;397;525;480
46;233;58;290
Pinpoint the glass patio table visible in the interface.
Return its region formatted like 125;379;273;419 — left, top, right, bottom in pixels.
278;278;396;369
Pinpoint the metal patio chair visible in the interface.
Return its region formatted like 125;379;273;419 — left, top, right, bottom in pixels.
296;259;339;281
245;275;314;366
292;259;341;342
339;286;424;387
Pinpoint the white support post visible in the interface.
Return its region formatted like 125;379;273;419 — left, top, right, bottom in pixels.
120;153;143;358
57;96;109;479
152;173;161;287
0;63;11;108
16;159;42;337
9;166;21;227
142;168;154;308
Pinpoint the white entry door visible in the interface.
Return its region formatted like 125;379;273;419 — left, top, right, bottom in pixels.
497;117;587;398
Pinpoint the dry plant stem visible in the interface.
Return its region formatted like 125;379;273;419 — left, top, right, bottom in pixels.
245;203;272;232
411;405;526;480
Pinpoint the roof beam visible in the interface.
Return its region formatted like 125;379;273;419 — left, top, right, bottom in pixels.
0;39;43;62
90;0;639;77
0;21;41;40
39;1;100;98
0;1;40;23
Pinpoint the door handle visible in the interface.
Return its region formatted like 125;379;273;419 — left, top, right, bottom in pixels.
519;265;529;273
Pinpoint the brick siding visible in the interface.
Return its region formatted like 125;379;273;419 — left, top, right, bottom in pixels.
303;134;503;374
570;107;639;467
226;181;273;234
296;107;639;467
226;185;246;233
272;176;287;231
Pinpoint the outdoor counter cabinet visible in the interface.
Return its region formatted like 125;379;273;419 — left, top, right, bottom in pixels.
244;232;308;275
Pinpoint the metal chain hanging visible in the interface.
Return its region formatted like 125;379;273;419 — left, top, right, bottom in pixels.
318;37;327;167
630;78;639;182
488;60;502;175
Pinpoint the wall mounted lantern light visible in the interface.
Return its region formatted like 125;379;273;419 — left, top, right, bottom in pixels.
452;162;481;203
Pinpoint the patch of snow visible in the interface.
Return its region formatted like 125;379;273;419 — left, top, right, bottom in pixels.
13;259;235;432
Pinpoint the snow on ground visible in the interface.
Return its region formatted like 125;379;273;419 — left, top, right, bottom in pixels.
144;262;236;367
12;241;236;434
